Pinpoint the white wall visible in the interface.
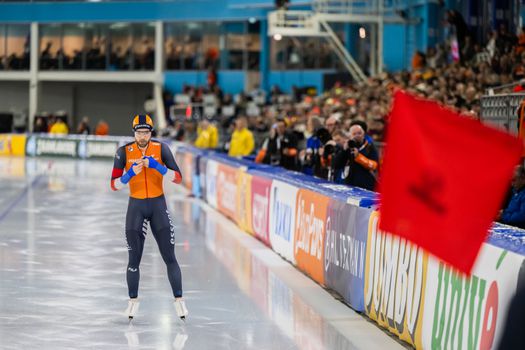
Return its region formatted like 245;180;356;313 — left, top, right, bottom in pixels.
0;81;29;114
0;81;152;135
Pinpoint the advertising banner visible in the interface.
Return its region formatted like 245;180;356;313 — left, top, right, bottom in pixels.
0;134;26;156
422;244;525;350
206;159;218;209
182;152;193;190
78;139;119;159
251;175;272;246
294;189;329;286
324;201;370;311
216;163;238;220
26;135;78;158
199;156;207;200
236;170;253;234
364;211;428;349
269;180;298;264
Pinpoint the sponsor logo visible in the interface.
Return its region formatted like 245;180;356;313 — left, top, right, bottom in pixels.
324;215;365;279
364;211;427;346
128;146;134;152
86;141;118;158
218;170;236;214
295;193;324;260
431;259;500;350
252;191;269;234
128;267;137;272
166;210;175;245
272;186;293;242
36;139;77;157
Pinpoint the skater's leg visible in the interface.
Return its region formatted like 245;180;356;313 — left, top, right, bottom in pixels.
125;199;147;299
150;198;183;298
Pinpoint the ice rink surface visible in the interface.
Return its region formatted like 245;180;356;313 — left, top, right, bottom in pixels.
0;157;406;350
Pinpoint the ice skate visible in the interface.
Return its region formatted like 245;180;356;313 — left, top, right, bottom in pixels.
173;298;188;321
125;299;140;320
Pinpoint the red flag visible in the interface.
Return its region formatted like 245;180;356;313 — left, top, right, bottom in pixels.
379;91;523;274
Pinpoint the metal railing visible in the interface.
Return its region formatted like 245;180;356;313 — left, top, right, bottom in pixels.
312;0;403;15
480;93;525;134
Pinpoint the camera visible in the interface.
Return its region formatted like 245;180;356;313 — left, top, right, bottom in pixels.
347;139;359;149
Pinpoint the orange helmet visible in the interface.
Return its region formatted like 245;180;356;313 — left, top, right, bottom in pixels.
132;114;154;131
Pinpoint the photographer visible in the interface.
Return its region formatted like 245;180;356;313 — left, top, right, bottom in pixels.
326;130;350;183
335;123;378;191
255;118;298;170
312;127;333;179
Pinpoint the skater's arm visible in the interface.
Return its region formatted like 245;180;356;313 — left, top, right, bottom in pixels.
111;147;142;190
161;143;183;184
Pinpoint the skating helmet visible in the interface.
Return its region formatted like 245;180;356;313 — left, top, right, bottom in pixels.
132;114;154;132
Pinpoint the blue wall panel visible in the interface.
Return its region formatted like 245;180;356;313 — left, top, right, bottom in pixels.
0;1;268;22
164;70;245;94
268;70;335;93
383;24;407;71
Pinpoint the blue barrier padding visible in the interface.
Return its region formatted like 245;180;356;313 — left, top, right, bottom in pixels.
487;223;525;256
247;166;377;207
205;152;258;169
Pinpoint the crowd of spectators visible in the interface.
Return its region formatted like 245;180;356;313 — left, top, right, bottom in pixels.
38;39;155;71
33;113;110;136
158;19;525;195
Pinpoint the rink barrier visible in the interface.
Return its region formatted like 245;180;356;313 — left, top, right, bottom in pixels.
4;134;523;349
0;134;27;156
174;144;525;350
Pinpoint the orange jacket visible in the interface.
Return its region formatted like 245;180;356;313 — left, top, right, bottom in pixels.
111;140;181;199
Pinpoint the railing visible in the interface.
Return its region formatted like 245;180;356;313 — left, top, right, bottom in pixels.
312;0;403;14
479;93;525;134
267;10;320;36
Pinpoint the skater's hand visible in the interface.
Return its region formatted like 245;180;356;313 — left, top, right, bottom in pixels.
143;156;167;175
132;162;143;175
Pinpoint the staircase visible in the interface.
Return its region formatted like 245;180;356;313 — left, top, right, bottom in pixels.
268;0;406;82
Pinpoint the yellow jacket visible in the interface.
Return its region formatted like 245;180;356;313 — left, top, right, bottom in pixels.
228;127;254;157
49;121;69;135
195;124;219;149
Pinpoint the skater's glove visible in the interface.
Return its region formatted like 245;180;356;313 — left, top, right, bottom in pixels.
120;163;139;184
143;156;167;175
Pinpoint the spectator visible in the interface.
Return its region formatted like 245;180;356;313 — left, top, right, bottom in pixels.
325;115;340;135
76;116;91;135
499;166;525;229
300;116;324;176
33;116;48;133
49;117;69;135
194;119;218;149
95;120;109;136
339;123;379;191
228;116;254;158
327;129;350;183
255;118;298;171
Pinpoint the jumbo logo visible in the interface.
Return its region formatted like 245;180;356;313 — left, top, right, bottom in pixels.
364;211;427;348
430;260;500;350
294;189;329;285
